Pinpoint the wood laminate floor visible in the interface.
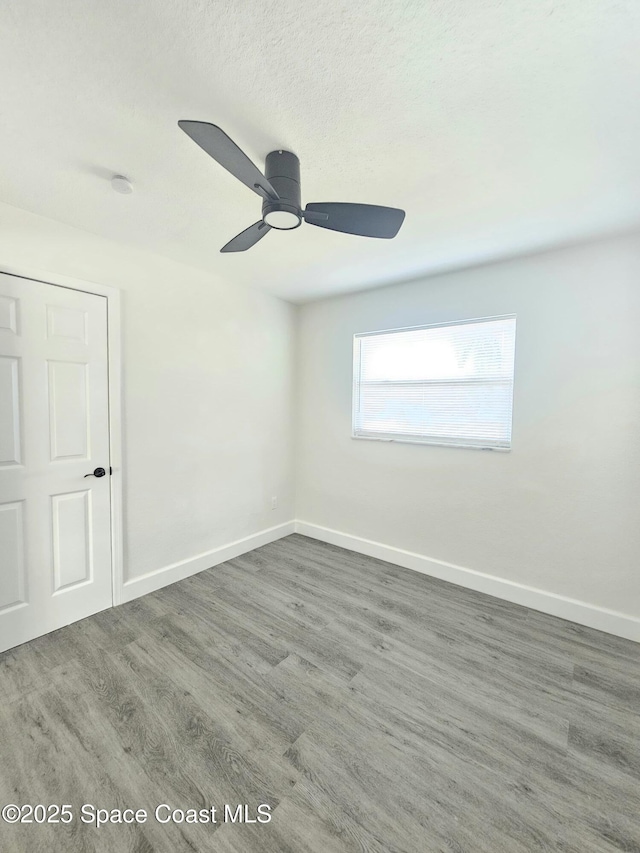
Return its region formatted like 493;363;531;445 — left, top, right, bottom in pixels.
0;534;639;853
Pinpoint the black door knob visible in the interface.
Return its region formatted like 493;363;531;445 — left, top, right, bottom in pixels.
84;467;106;478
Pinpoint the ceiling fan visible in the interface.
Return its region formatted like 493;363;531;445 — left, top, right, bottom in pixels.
178;121;405;253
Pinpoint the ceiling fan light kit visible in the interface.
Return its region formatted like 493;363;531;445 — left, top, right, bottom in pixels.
178;120;405;252
261;149;303;230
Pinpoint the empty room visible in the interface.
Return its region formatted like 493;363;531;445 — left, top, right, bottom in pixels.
0;2;639;851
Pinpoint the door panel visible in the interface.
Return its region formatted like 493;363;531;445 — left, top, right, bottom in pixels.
0;356;21;465
46;304;88;343
51;489;92;591
0;500;25;610
48;360;89;460
0;273;112;653
0;295;18;333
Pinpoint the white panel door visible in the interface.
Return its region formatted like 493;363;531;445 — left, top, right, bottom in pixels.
0;273;112;653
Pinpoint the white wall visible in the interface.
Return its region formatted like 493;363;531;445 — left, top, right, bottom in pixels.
296;234;640;626
0;201;295;589
3;198;639;637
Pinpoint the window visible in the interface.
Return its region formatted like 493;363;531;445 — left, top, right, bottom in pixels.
352;315;516;450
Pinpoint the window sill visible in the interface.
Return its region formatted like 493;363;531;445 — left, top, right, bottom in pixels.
351;434;511;451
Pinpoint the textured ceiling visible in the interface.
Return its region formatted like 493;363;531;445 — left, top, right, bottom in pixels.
1;0;639;302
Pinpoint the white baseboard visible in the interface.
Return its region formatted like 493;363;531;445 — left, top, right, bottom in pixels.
120;517;639;643
122;521;296;603
294;521;640;643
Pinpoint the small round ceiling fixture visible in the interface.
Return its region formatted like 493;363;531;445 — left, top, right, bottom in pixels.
111;175;133;194
263;209;300;230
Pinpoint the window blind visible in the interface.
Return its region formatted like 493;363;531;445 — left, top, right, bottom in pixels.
352;315;516;449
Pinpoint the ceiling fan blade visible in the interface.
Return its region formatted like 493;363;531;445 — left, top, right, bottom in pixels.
220;220;271;253
179;120;279;201
304;203;405;238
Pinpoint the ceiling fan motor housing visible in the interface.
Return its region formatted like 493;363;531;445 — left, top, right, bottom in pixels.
262;150;302;229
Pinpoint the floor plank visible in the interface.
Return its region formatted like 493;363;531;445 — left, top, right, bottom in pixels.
1;533;638;852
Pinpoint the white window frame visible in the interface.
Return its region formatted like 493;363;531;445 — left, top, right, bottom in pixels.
352;314;516;451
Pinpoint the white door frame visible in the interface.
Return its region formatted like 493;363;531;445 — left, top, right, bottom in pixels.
0;264;124;606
